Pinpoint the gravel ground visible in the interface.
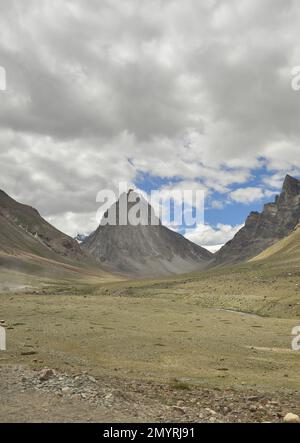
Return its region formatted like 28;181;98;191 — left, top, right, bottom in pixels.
1;364;300;423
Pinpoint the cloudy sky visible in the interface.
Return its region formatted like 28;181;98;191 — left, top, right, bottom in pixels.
0;0;300;251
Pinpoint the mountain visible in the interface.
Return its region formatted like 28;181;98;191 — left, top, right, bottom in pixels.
251;223;300;265
214;175;300;265
82;190;213;276
0;189;83;260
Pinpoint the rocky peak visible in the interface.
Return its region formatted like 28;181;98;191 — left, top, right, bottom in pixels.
282;174;300;195
102;190;160;226
83;190;213;277
245;211;260;226
278;175;300;205
214;175;300;265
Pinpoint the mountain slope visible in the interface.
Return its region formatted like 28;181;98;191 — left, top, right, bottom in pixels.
0;190;83;259
83;191;213;276
0;190;119;284
0;212;57;258
251;224;300;264
214;175;300;265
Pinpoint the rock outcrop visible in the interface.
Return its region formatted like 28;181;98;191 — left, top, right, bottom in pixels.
214;175;300;265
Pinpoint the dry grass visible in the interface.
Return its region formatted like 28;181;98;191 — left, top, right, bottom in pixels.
1;256;300;392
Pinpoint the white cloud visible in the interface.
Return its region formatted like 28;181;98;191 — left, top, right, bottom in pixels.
205;244;224;253
230;187;264;204
185;223;244;251
262;172;287;190
0;0;299;234
47;211;97;237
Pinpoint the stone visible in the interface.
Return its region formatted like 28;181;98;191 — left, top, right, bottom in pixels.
172;406;186;415
283;413;300;423
39;368;54;382
87;375;97;383
61;386;71;393
205;408;217;415
247;395;261;402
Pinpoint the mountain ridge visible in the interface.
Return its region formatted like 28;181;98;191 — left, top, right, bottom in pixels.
214;175;300;265
1;174;299;277
0;189;84;260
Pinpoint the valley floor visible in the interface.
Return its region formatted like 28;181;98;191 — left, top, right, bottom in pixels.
1;364;299;423
0;259;300;422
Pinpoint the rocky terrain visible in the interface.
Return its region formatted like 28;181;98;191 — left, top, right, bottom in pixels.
1;364;300;423
215;175;300;265
83;190;213;277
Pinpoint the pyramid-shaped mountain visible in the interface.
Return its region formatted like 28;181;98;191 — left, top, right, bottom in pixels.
83;190;213;276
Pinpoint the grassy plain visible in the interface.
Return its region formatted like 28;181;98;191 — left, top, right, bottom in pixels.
1;249;300;392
